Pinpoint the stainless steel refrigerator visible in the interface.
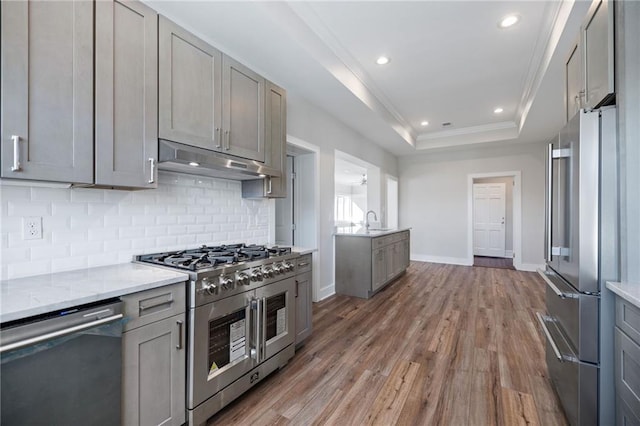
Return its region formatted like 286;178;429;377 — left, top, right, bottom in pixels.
537;107;618;426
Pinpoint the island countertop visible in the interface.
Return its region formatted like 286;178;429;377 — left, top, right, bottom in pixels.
334;227;411;238
1;263;189;323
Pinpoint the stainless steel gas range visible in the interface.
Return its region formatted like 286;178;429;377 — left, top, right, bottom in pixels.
136;244;299;425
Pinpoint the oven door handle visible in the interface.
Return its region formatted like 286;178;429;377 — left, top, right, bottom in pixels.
261;297;267;360
251;298;261;363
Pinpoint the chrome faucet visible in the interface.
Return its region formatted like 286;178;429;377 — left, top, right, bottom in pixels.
365;210;377;230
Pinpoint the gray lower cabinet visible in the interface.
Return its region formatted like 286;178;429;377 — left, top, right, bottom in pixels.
336;230;410;299
95;0;158;188
615;297;640;424
1;0;94;183
121;283;186;426
295;254;313;346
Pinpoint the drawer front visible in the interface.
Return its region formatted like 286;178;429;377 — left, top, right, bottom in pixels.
122;282;186;332
373;235;392;249
617;298;640;346
296;254;312;274
616;327;640;419
617;396;640;426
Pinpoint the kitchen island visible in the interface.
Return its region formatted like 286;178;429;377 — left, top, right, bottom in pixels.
334;228;410;298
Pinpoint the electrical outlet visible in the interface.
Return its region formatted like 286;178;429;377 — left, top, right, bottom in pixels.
23;217;43;240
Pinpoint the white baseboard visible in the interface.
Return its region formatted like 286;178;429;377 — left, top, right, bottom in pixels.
505;250;513;258
411;254;473;266
516;263;546;272
317;283;335;301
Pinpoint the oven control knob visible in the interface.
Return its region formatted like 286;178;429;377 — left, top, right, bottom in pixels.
250;270;263;281
202;279;219;295
237;272;250;286
273;263;283;275
263;266;274;278
220;276;234;290
283;262;294;272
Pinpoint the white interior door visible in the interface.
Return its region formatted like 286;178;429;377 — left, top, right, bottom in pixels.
275;156;294;245
473;183;506;257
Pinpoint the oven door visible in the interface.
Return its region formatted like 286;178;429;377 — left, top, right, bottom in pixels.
256;277;295;361
188;290;256;409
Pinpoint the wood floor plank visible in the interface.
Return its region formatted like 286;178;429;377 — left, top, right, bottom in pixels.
206;261;568;426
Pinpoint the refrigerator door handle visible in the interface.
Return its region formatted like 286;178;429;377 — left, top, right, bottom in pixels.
537;269;579;299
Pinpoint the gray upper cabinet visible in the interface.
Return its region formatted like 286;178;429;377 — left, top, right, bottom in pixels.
95;0;158;189
1;0;94;183
565;40;583;122
583;0;615;109
222;56;265;162
158;16;223;151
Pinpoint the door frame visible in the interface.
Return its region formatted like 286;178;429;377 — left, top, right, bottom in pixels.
467;171;522;270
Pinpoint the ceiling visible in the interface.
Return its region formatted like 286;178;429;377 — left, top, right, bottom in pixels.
146;1;592;157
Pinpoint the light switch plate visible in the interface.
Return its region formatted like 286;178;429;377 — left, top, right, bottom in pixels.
23;216;42;240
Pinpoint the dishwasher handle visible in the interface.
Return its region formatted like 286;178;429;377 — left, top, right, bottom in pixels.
0;313;123;354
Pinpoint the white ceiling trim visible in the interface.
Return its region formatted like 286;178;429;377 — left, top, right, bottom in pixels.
280;2;416;147
416;121;518;150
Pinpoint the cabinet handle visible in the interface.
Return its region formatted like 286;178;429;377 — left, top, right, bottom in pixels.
148;158;155;184
224;130;230;150
176;320;183;349
215;128;221;148
298;262;309;267
295;280;299;298
267;177;272;194
546;143;553;262
11;135;21;172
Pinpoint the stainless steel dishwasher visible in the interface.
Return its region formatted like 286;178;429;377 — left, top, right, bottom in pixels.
0;299;124;425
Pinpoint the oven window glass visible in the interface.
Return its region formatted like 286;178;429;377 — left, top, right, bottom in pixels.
265;294;286;341
208;309;246;375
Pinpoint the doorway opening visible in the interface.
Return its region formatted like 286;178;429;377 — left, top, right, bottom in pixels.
386;175;398;229
468;171;522;270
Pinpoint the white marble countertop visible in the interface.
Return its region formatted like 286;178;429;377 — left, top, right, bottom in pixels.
334;227;411;237
291;246;316;256
1;263;189;323
607;281;640;309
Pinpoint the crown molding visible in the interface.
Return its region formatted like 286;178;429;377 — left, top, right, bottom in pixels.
416;121;518;150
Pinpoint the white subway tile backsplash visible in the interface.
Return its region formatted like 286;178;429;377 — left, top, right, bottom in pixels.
1;172;269;280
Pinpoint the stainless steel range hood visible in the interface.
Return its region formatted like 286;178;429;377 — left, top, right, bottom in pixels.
158;140;281;181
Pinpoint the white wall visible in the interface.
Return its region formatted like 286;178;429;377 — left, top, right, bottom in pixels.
399;142;546;268
287;94;398;300
0;172;269;280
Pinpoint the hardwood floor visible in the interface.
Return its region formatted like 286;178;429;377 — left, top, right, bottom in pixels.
208;261;568;426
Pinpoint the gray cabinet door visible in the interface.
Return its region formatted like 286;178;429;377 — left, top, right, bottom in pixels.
158;16;223;151
372;248;386;291
583;0;615;109
1;0;93;183
565;41;583;122
95;0;158;188
222;55;265;162
264;81;287;198
122;313;186;426
295;271;312;345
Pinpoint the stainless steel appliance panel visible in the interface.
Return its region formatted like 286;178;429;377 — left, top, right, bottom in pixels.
0;300;123;425
542;269;599;363
538;312;598;426
189;291;256;408
256;276;295;361
549;110;600;294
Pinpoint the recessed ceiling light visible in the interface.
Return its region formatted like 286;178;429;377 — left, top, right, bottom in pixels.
420;121;429;126
494;107;504;114
499;14;520;28
189;162;200;167
376;56;390;65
